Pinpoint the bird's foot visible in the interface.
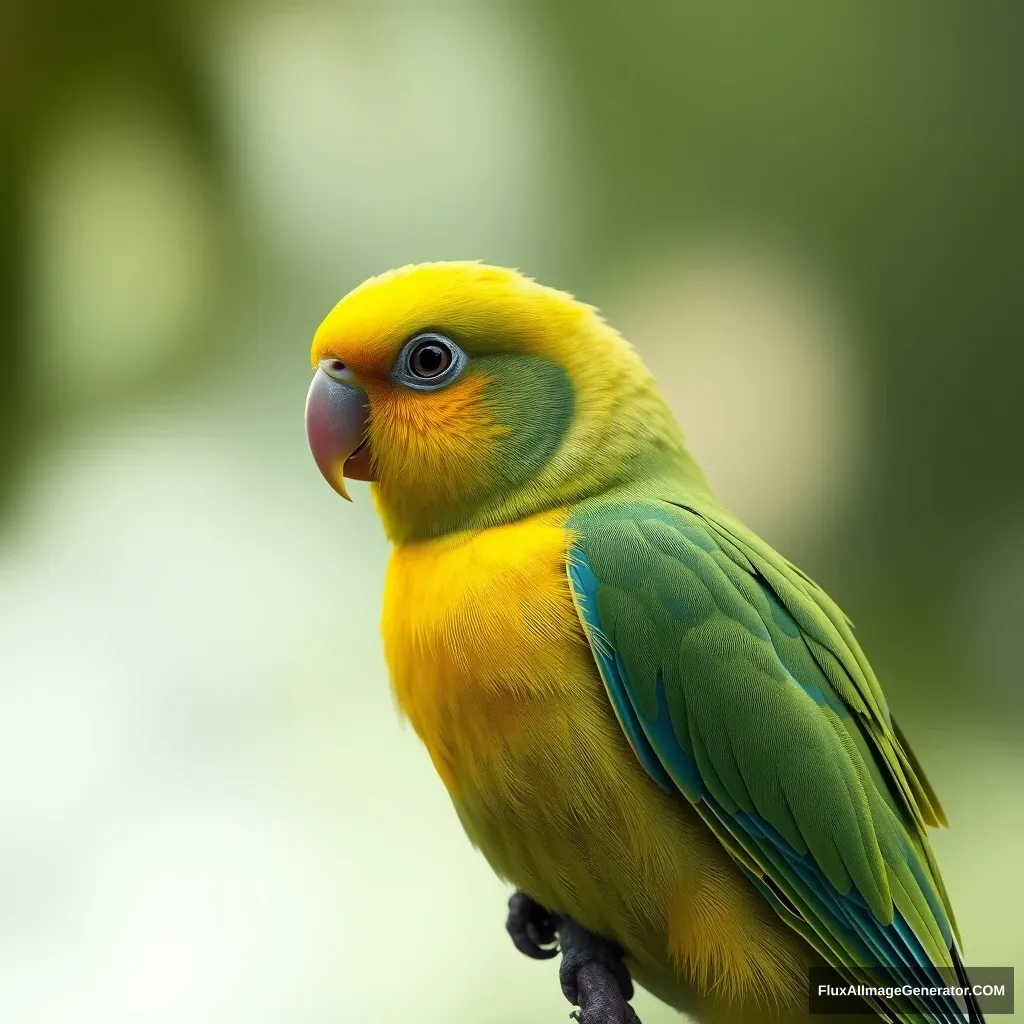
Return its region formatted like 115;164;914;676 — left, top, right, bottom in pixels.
505;893;641;1023
506;890;559;960
568;963;642;1024
559;916;641;1024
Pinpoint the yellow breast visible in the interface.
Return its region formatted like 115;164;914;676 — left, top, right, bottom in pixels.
381;508;586;793
380;508;814;1020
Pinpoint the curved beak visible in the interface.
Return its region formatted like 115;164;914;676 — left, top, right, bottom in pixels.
305;367;371;500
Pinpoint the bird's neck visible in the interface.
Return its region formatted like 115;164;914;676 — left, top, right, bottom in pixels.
374;441;711;545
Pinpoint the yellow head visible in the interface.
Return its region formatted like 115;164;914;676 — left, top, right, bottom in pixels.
306;262;698;541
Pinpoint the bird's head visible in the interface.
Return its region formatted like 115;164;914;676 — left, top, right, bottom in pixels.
306;262;702;541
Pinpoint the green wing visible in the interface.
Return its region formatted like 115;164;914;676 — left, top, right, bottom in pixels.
566;498;979;1024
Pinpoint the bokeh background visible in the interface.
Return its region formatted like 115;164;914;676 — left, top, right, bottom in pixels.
1;1;1022;1021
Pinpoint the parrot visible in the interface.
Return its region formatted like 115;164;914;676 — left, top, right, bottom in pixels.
304;261;983;1024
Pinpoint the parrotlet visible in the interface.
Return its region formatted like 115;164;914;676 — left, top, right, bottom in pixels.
304;262;982;1024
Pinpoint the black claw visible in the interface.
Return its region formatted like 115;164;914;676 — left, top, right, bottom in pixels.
506;890;559;960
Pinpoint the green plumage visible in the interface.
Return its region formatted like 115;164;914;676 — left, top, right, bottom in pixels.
568;492;975;1023
311;261;983;1024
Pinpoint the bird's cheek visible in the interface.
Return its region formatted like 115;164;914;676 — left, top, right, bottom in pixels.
368;381;499;500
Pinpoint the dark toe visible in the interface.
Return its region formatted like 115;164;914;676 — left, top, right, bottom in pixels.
570;963;643;1024
506;891;559;960
558;919;633;1004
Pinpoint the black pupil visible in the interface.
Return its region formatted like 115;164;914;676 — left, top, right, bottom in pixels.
413;343;447;376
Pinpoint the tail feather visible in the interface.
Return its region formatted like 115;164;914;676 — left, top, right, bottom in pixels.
949;942;986;1024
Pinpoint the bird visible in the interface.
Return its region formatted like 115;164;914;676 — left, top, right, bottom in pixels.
304;261;983;1024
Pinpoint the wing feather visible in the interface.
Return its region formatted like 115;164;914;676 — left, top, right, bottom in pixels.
566;499;979;1024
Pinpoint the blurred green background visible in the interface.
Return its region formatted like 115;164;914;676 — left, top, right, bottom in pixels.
1;1;1021;1021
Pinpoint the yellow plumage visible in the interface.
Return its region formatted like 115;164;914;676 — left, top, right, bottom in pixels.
312;262;704;543
307;261;922;1024
383;510;818;1023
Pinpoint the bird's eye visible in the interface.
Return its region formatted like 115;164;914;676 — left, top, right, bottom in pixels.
409;339;452;378
391;332;466;390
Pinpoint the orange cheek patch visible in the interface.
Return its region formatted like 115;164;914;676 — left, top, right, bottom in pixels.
368;372;509;513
